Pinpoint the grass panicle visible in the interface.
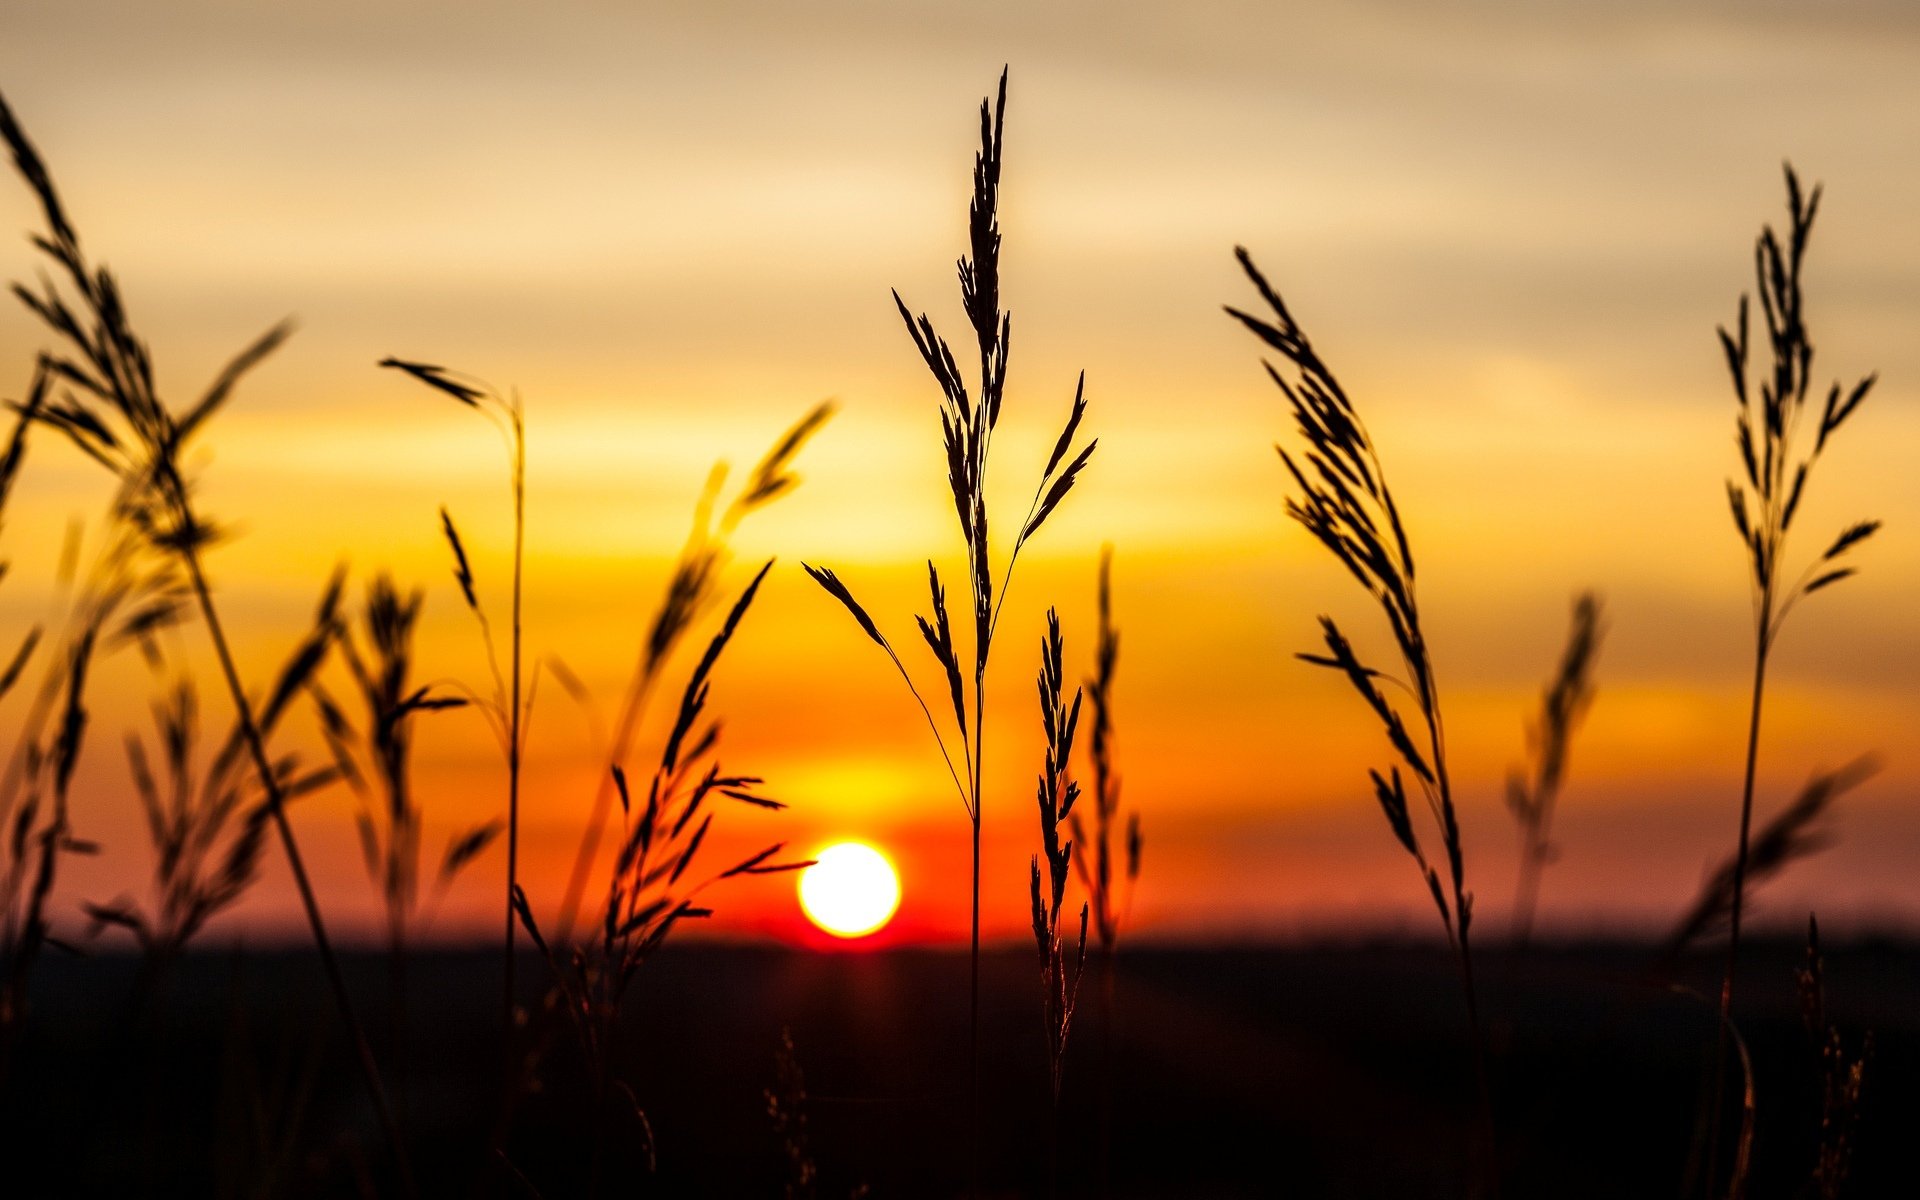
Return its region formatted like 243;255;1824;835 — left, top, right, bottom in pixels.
1506;591;1604;947
0;85;410;1187
510;559;810;1195
802;69;1096;1178
1229;243;1497;1190
552;400;832;946
1029;609;1088;1194
85;569;346;964
1069;547;1141;960
1030;609;1087;1099
1716;164;1880;1007
1067;547;1140;1193
1705;165;1880;1198
310;572;495;954
0;629;96;1049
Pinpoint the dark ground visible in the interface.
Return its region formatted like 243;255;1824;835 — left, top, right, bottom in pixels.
2;938;1914;1197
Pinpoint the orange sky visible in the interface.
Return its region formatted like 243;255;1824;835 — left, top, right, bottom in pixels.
2;1;1918;947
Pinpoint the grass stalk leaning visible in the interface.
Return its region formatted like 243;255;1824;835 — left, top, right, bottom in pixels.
1228;245;1497;1191
0;87;413;1191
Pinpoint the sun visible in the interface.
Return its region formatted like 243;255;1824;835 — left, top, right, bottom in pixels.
798;842;901;938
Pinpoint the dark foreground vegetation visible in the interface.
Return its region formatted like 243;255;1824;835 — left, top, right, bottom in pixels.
3;939;1915;1198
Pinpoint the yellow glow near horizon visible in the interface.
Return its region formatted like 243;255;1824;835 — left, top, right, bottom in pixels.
798;843;901;938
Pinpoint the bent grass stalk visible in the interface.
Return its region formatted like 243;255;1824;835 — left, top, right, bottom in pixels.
1228;246;1497;1192
803;69;1095;1183
0;88;413;1191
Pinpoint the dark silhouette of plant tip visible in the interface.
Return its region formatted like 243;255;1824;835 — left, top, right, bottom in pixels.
1071;547;1141;961
1228;247;1469;949
1229;243;1496;1193
1507;590;1604;947
802;69;1096;1184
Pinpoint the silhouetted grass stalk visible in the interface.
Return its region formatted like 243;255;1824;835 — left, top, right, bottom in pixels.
1707;164;1878;1197
509;560;813;1195
86;569;346;972
378;359;524;1045
1029;608;1087;1197
1506;591;1602;948
1069;546;1140;1195
803;70;1095;1186
0;88;412;1192
551;400;831;948
1229;246;1497;1192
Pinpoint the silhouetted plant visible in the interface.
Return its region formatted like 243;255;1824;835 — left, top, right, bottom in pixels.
767;1027;818;1200
1663;758;1876;962
1029;608;1088;1195
1506;590;1603;947
1715;164;1879;1022
802;69;1096;1174
510;559;810;1195
84;570;346;966
552;399;832;946
1796;915;1869;1200
1228;244;1496;1186
1068;546;1139;1192
0;86;410;1186
0;628;96;1077
310;573;493;958
1705;164;1879;1199
1071;548;1141;961
380;357;527;1042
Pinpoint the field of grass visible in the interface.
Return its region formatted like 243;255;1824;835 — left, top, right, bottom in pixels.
0;45;1906;1200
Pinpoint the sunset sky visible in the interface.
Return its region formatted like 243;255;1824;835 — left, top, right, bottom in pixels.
2;1;1917;946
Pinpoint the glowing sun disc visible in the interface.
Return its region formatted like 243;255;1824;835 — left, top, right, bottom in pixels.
798;842;900;938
